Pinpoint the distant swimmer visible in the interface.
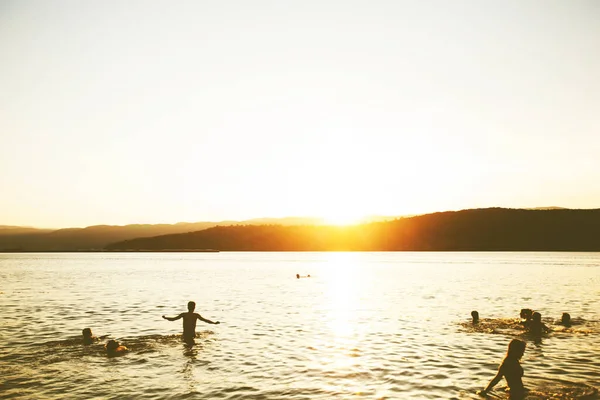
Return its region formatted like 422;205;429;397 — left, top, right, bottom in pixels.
520;309;534;328
471;311;480;324
105;339;128;357
478;339;527;399
560;312;571;327
162;301;220;343
82;328;108;345
296;274;300;279
527;312;550;335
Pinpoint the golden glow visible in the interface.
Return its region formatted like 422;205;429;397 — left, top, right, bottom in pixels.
308;253;368;377
322;212;366;226
323;253;362;337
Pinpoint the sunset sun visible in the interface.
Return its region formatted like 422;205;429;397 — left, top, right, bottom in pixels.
322;212;366;226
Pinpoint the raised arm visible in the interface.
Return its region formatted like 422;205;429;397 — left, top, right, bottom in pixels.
162;313;183;322
197;314;220;325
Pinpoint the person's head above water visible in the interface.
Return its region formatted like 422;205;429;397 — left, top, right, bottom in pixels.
106;339;120;352
506;338;526;360
82;328;95;344
187;301;196;312
532;312;542;323
520;308;533;320
561;312;571;325
105;339;127;356
471;310;479;323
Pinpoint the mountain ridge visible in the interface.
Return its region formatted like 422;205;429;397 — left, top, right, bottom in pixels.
104;207;600;252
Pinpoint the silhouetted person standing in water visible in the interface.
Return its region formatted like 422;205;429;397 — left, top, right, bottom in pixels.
479;339;526;399
162;301;220;343
471;310;480;324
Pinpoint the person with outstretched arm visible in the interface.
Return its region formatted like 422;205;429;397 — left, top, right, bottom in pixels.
478;339;526;399
162;301;220;343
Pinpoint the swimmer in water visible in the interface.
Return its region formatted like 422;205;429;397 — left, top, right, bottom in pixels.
105;339;128;356
560;312;571;327
296;274;300;279
479;339;527;399
82;328;96;345
162;301;220;344
471;311;480;324
82;328;109;345
520;308;534;328
527;312;550;335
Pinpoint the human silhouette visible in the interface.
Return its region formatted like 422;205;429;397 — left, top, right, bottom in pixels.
528;312;550;335
82;328;108;345
478;339;527;399
560;312;571;327
471;310;480;324
162;301;220;343
82;328;96;345
105;339;128;357
520;309;534;328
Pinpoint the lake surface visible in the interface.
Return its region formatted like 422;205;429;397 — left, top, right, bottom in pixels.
1;252;599;399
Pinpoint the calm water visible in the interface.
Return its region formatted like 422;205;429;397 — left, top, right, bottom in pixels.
1;252;599;399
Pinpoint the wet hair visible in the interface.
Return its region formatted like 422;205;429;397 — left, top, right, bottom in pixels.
471;310;479;323
82;328;92;337
520;309;533;319
106;340;120;352
187;301;196;312
506;339;526;360
561;313;571;325
532;312;542;322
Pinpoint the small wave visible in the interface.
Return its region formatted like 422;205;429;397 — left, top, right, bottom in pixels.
526;380;599;399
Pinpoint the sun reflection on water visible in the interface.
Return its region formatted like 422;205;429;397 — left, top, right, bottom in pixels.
323;253;364;339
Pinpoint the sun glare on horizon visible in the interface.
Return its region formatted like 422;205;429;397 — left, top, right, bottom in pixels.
322;212;367;226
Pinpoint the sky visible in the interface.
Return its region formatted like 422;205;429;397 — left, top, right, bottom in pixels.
1;0;599;228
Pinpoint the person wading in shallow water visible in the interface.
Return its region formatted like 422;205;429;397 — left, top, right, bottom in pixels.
162;301;220;344
478;339;527;399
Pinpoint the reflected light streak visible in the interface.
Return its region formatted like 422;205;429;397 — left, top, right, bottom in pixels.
323;253;363;339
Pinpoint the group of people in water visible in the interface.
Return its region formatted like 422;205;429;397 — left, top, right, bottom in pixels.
82;298;584;398
82;301;220;356
472;308;576;398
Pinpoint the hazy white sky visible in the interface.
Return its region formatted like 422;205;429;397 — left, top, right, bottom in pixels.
1;0;599;228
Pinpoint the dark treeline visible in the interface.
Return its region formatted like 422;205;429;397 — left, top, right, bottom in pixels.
0;217;363;251
0;222;220;251
105;208;600;251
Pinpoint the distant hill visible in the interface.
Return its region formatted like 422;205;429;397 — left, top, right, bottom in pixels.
0;217;346;251
0;222;221;251
0;226;53;236
105;208;600;252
